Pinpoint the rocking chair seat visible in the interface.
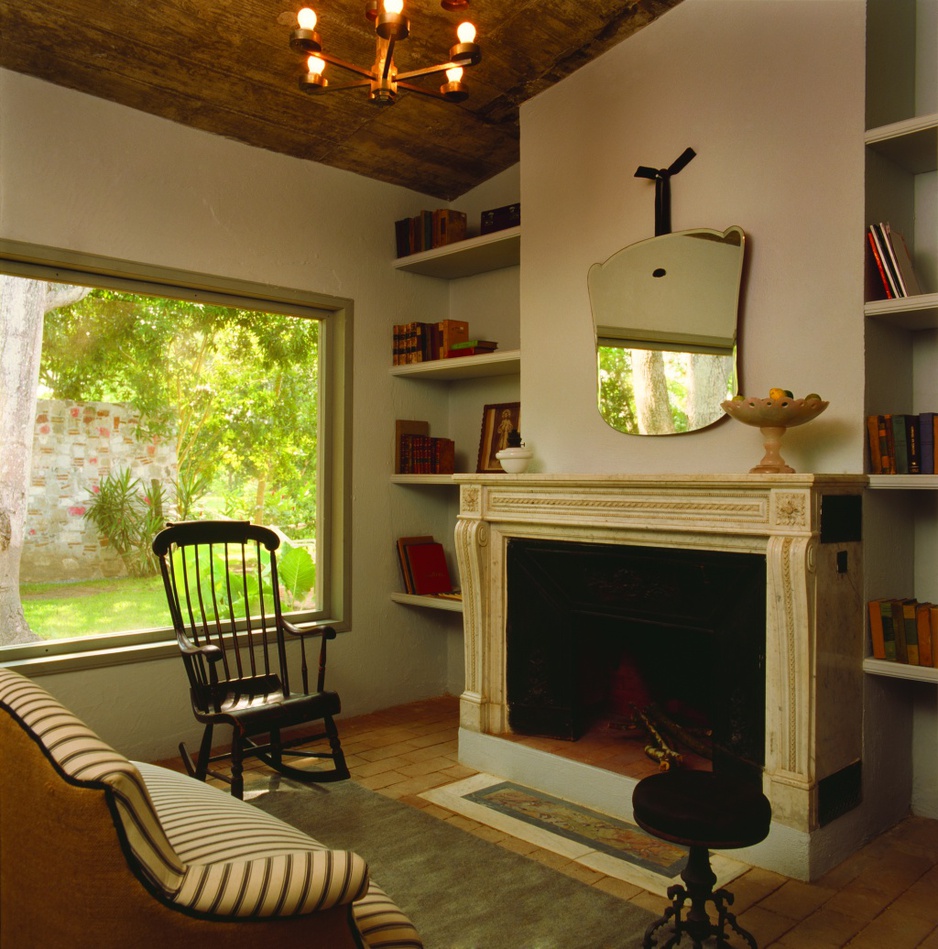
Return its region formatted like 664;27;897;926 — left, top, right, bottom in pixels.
199;682;342;727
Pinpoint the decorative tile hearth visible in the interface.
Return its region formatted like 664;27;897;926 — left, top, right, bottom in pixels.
421;772;748;898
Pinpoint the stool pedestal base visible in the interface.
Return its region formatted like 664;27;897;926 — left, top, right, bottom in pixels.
642;845;758;948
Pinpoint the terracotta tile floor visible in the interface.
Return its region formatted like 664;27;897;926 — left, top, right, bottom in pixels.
177;694;938;948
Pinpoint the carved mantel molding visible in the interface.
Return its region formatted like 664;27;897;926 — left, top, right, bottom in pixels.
454;473;865;834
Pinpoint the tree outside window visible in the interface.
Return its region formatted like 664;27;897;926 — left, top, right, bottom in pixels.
1;274;325;648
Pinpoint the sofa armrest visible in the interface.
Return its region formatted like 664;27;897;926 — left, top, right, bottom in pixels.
135;763;369;918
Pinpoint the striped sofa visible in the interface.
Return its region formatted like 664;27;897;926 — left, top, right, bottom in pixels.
0;667;422;948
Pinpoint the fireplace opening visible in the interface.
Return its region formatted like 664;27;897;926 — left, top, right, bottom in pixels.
505;539;766;779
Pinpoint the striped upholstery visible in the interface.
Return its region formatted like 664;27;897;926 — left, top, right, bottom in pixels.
0;668;423;948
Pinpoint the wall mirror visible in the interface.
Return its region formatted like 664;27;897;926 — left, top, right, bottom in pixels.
588;226;745;435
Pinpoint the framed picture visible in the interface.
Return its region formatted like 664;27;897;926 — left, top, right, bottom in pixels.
477;402;521;473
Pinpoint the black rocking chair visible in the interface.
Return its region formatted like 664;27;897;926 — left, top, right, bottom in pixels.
152;519;349;798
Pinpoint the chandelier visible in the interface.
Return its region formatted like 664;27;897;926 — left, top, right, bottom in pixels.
290;1;481;106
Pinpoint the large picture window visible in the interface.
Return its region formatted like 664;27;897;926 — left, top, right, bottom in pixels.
0;246;351;667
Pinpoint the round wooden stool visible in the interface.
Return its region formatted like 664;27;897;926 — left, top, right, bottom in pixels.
632;770;771;948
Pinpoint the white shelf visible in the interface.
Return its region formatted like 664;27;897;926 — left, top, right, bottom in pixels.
865;113;938;175
390;592;463;613
864;657;938;683
868;474;938;490
864;293;938;330
390;349;521;380
392;226;521;278
390;474;457;485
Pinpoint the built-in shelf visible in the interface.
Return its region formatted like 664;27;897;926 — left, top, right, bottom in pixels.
392;226;521;278
864;292;938;330
390;592;463;613
390;349;521;380
868;474;938;490
390;474;457;485
864;113;938;175
863;657;938;683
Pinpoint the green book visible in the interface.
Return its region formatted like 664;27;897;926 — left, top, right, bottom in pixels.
879;600;897;661
902;599;919;665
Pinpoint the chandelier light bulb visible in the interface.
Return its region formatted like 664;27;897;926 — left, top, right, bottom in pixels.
297;7;318;30
456;21;476;43
445;66;463;83
307;55;326;75
384;0;404;14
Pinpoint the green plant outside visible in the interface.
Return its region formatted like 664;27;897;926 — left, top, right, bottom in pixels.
21;576;169;639
83;469;167;578
20;542;317;641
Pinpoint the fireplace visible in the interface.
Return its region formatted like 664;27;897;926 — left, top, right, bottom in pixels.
505;538;766;780
453;474;865;880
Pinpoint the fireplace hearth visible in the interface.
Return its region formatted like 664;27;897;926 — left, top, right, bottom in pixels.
454;474;865;880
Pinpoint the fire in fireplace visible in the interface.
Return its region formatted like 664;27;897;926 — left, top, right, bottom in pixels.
505;539;766;778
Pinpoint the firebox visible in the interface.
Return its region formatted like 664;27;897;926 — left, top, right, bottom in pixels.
505;539;766;777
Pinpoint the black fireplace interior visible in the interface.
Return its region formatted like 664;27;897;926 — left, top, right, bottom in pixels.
506;539;766;778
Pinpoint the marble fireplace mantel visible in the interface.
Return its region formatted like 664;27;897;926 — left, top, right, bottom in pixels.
453;474;867;880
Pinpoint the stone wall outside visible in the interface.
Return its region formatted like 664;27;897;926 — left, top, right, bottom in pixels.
23;400;177;583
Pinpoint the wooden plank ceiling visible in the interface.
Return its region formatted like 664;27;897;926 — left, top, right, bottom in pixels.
1;0;682;200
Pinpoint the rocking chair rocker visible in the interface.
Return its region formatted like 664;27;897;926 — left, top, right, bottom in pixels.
152;520;349;798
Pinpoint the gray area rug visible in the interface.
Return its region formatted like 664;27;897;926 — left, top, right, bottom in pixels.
252;778;657;949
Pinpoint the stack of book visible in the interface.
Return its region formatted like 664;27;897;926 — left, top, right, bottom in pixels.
866;412;937;474
396;536;457;597
867;222;922;299
395;209;467;257
393;320;469;364
395;420;455;475
869;598;938;666
447;339;498;358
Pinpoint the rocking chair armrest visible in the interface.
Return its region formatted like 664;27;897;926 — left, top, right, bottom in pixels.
176;630;225;665
282;621;337;642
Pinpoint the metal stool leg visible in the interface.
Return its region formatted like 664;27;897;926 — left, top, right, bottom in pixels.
641;845;759;948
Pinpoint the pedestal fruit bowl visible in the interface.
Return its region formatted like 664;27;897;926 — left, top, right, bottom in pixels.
720;392;828;474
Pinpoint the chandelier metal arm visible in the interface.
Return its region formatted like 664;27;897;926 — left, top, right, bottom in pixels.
395;61;463;82
313;52;376;81
396;80;450;99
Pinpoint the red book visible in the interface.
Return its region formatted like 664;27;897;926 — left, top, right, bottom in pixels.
405;542;453;595
396;535;433;593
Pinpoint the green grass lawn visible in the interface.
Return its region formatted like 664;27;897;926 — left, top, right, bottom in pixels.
21;575;170;640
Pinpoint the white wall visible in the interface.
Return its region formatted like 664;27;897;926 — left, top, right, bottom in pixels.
519;0;867;477
0;68;464;760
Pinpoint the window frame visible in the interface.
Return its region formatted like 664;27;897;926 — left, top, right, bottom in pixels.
0;239;353;674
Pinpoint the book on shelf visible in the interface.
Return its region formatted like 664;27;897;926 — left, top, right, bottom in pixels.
866;412;937;474
392;320;469;364
447;339;498;358
869;598;938;667
917;603;934;667
394;420;456;474
396;535;433;594
866;222;923;300
404;541;454;595
394;209;467;257
902;600;920;666
480;202;520;235
868;599;886;660
883;222;922;296
891;415;909;474
919;413;936;475
879;598;900;661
